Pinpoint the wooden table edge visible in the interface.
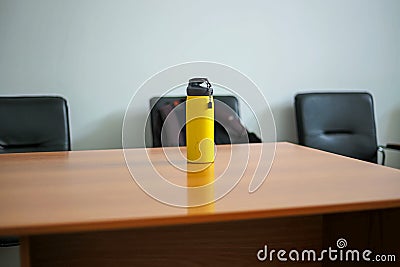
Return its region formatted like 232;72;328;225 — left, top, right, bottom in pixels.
3;199;400;236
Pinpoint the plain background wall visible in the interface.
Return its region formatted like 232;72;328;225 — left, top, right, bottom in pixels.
0;0;399;166
0;1;399;265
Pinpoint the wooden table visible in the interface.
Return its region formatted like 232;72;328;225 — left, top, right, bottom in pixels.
0;142;399;266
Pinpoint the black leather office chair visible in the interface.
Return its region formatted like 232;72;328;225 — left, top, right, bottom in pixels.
149;95;260;147
0;96;71;247
295;92;398;164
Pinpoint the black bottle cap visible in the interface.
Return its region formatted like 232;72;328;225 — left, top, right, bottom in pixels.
187;78;213;96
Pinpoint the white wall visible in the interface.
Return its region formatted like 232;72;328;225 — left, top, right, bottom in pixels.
0;0;399;165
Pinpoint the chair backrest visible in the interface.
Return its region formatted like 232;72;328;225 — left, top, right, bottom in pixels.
295;92;378;163
0;96;71;153
149;95;240;148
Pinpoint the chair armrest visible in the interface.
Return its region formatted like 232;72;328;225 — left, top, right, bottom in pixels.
386;143;400;150
378;146;386;165
0;236;19;247
379;143;400;166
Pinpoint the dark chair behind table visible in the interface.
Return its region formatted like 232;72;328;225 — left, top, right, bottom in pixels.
294;92;399;164
149;95;260;148
0;96;71;247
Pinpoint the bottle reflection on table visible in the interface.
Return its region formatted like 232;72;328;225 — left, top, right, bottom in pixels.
187;163;215;214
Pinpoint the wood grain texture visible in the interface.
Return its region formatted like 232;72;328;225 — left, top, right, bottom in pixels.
20;236;30;267
29;215;323;267
323;208;400;267
21;208;400;267
0;142;399;235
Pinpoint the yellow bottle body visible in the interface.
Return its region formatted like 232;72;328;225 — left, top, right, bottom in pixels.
187;163;215;213
186;95;214;163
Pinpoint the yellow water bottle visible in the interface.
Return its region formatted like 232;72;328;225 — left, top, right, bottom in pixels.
186;78;214;163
